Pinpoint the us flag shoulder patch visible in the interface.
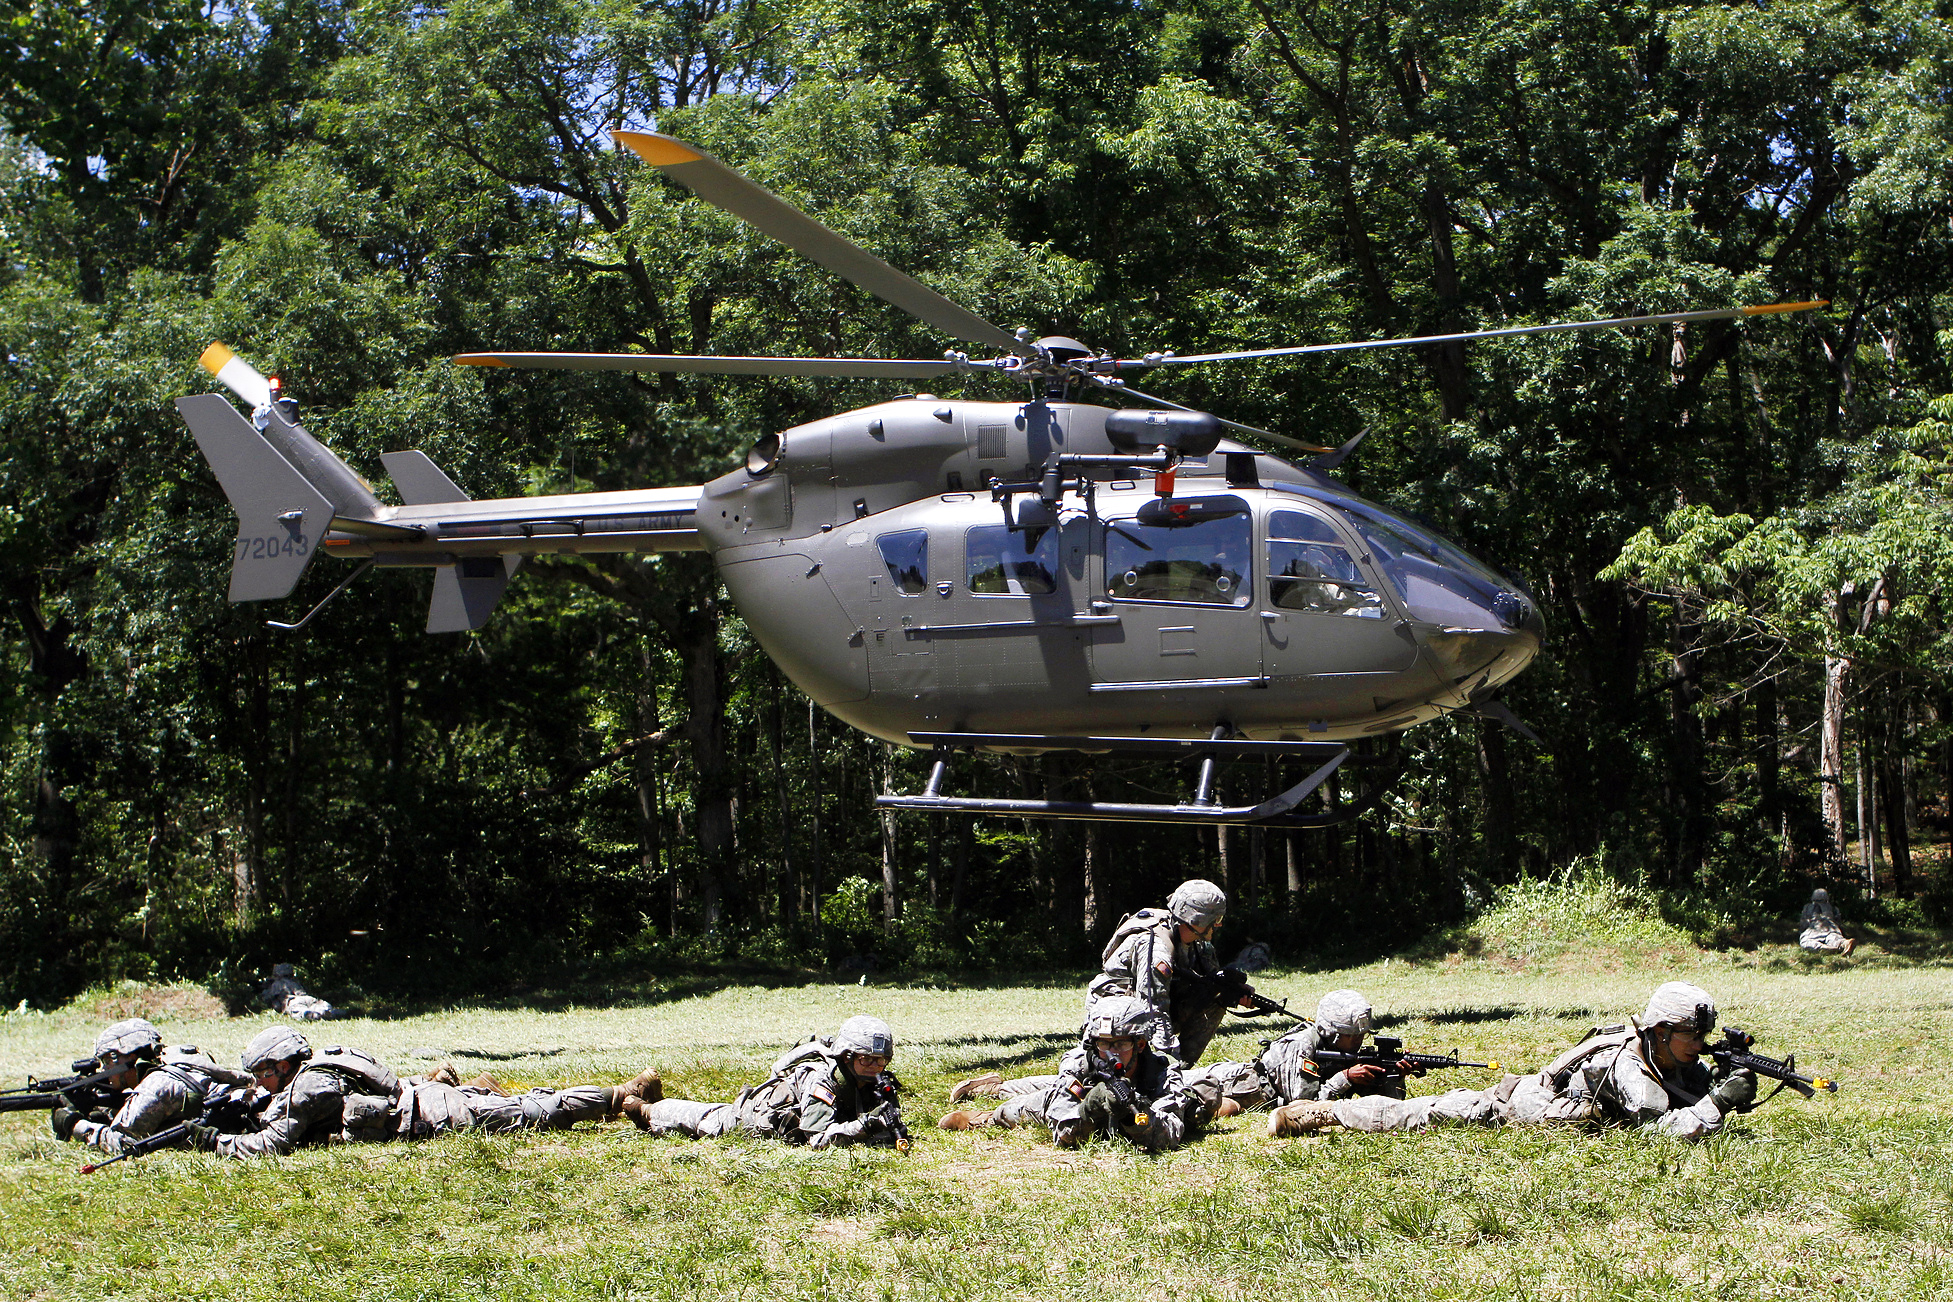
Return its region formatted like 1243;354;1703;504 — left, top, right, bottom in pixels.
809;1083;836;1105
1154;959;1173;979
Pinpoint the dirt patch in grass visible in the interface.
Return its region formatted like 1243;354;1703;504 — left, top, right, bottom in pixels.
87;983;227;1023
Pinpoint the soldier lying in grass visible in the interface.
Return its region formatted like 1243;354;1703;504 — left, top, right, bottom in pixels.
55;1019;251;1157
938;995;1219;1152
627;1015;906;1149
200;1027;656;1156
1266;982;1756;1140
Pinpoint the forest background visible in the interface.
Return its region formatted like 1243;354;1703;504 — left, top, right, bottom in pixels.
1;0;1949;1009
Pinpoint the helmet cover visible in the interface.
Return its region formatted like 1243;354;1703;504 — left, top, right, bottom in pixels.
833;1015;895;1060
1166;879;1227;930
1642;982;1717;1034
242;1025;313;1073
1313;990;1374;1038
93;1018;163;1062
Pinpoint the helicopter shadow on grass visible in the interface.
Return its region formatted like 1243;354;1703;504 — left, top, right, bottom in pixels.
1371;1005;1529;1029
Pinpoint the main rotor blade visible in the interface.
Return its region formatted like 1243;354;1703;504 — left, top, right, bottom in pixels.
455;352;960;379
614;131;1017;352
1122;301;1829;368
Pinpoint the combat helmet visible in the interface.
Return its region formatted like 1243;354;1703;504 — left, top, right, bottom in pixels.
93;1018;163;1063
1642;982;1716;1034
1313;990;1374;1039
242;1025;313;1074
833;1015;895;1061
1085;994;1154;1046
1166;879;1227;931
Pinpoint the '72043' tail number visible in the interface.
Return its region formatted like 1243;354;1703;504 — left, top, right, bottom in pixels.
237;532;310;561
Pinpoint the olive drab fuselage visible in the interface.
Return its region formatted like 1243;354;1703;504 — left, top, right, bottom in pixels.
701;396;1544;746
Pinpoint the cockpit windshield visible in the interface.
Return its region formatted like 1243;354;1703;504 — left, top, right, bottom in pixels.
1268;481;1523;630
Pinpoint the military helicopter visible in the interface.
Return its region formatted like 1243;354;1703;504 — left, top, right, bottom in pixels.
177;130;1822;828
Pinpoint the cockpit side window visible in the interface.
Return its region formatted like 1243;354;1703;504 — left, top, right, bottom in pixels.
1266;509;1385;618
1105;511;1250;606
876;529;929;595
967;524;1057;595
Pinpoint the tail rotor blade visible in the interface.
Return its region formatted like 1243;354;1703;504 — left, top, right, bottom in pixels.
199;341;273;408
614;131;1017;352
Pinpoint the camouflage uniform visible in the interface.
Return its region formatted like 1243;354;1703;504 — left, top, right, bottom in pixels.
1797;889;1851;954
72;1047;248;1156
1085;879;1231;1065
215;1034;404;1157
637;1017;902;1149
1327;983;1752;1140
260;963;339;1021
1182;990;1405;1118
975;997;1211;1151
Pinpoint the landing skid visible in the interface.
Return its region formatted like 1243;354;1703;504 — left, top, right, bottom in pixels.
875;732;1399;828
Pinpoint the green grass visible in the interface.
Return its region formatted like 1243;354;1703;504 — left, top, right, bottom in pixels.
4;945;1950;1300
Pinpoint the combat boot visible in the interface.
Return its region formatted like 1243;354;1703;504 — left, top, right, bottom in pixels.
426;1063;460;1087
1268;1100;1341;1137
1215;1098;1243;1119
936;1109;997;1130
948;1072;1004;1103
623;1068;663;1105
464;1072;510;1096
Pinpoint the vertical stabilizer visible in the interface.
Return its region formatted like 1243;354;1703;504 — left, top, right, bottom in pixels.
427;557;518;633
380;450;470;505
176;394;332;601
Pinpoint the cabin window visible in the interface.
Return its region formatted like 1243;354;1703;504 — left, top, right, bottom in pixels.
1104;510;1250;606
967;524;1058;595
1267;509;1385;618
876;529;929;594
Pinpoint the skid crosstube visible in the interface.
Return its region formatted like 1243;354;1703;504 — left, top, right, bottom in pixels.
876;732;1388;828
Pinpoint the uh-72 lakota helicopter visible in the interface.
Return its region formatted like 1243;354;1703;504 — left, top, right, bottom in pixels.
177;130;1823;830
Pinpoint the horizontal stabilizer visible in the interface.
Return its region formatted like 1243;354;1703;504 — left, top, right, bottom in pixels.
428;556;517;633
177;394;332;602
381;450;470;505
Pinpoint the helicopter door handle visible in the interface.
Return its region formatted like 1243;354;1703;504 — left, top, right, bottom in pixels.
1259;611;1280;621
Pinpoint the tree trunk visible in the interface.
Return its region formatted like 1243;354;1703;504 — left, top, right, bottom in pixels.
683;614;732;932
880;745;899;926
1821;651;1850;860
807;700;823;923
1082;822;1103;940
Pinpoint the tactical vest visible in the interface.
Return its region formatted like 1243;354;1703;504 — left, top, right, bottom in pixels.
1101;909;1174;969
736;1038;849;1139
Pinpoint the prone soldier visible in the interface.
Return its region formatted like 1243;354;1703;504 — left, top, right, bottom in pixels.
629;1016;907;1149
938;996;1216;1152
1268;982;1756;1140
54;1019;251;1156
206;1027;654;1156
259;963;342;1021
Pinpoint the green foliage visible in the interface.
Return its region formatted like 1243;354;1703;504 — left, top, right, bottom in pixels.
1;0;1951;1004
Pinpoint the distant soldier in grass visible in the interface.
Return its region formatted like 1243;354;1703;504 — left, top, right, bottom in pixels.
1797;889;1855;955
259;963;343;1021
1087;878;1257;1067
57;1019;250;1156
203;1027;651;1156
1269;982;1755;1141
939;996;1217;1151
628;1015;905;1149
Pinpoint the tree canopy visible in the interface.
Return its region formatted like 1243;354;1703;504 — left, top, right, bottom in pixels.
2;0;1948;1005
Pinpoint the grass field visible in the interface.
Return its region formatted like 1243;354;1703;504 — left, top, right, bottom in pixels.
4;925;1950;1301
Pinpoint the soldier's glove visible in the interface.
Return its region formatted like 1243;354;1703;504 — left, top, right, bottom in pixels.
1708;1068;1757;1115
50;1107;79;1142
858;1105;892;1137
184;1123;220;1152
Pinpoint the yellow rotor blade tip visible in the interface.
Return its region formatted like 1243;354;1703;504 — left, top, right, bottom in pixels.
1741;300;1829;315
452;354;509;368
199;341;235;375
613;131;703;167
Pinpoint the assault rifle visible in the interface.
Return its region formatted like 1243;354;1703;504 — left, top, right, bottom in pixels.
1;1058;128;1116
79;1085;265;1174
1186;967;1300;1021
1081;1060;1151;1130
1708;1028;1836;1110
867;1071;912;1153
1305;1036;1500;1079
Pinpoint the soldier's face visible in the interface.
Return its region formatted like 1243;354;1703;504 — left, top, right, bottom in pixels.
1331;1031;1363;1053
253;1058;298;1091
1653;1027;1705;1070
98;1052;141;1090
848;1053;889;1082
1176;920;1220;944
1094;1036;1138;1069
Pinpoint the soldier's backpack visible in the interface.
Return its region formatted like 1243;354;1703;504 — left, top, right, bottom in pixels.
735;1036;846;1139
306;1044;401;1099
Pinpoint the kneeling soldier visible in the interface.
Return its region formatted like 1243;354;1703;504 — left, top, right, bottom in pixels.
630;1016;904;1149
